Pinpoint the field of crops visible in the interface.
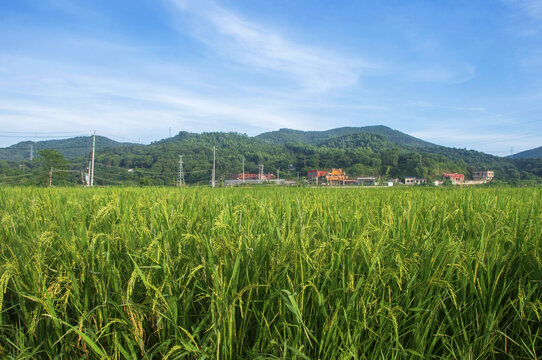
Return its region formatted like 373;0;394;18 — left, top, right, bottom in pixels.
0;187;541;359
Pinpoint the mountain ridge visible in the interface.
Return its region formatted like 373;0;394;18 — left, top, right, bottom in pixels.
0;136;138;161
1;126;541;185
256;126;437;148
508;146;542;159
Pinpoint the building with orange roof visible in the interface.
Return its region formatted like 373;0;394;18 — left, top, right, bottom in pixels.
443;172;464;184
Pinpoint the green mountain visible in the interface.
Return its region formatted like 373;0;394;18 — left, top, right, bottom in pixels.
256;126;436;148
508;146;542;159
1;128;541;186
90;130;541;186
0;136;137;161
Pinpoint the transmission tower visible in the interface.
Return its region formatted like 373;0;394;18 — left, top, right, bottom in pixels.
178;155;185;187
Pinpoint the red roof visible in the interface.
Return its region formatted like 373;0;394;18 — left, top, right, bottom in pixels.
307;170;329;177
443;172;464;178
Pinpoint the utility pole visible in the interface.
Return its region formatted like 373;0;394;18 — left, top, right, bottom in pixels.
211;146;216;188
49;167;53;187
277;168;280;180
258;164;264;184
30;144;33;161
87;161;91;186
178;155;185;187
242;157;245;183
90;132;96;187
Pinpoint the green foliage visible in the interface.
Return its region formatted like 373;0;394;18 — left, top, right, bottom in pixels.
38;149;67;186
256;125;436;148
508;146;542;159
0;187;541;358
1;129;541;186
90;131;541;185
0;136;135;161
38;149;67;170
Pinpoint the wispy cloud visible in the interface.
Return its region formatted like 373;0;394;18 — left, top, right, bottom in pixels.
0;55;325;145
410;126;542;155
171;0;365;92
406;64;476;84
500;0;542;35
502;0;542;20
401;101;486;112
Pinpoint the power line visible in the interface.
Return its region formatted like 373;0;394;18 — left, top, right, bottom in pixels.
0;131;87;134
53;169;85;173
0;173;35;180
93;163;177;176
95;131;141;144
93;162;211;176
0;134;86;139
429;130;542;149
1;143;94;150
92;176;126;185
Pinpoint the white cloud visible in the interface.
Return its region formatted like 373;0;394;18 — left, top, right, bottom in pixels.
410;126;542;155
0;56;324;146
171;0;365;92
407;64;476;84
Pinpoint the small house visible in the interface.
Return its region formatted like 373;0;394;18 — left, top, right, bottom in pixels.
357;177;377;186
472;171;494;181
404;176;426;185
443;172;464;184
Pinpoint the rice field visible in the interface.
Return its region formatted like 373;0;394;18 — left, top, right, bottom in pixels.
0;186;541;359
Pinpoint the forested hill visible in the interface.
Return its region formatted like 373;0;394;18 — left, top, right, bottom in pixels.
1;128;541;186
508;146;542;159
256;126;437;148
0;136;137;161
82;131;542;185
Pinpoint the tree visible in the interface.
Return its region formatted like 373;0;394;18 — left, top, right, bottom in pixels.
38;149;67;186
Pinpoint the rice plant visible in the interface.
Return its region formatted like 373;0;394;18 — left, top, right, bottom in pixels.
0;187;540;359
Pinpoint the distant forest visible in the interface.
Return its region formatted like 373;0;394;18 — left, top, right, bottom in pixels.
1;128;541;186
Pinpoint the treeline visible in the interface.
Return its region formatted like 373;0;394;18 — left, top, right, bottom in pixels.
0;136;134;161
1;131;541;186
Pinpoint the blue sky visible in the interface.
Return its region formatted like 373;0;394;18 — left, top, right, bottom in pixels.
1;0;541;155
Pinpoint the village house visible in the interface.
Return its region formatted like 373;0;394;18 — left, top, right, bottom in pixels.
404;176;426;185
307;169;329;184
357;177;377;186
236;173;275;181
443;172;464;184
472;171;494;181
